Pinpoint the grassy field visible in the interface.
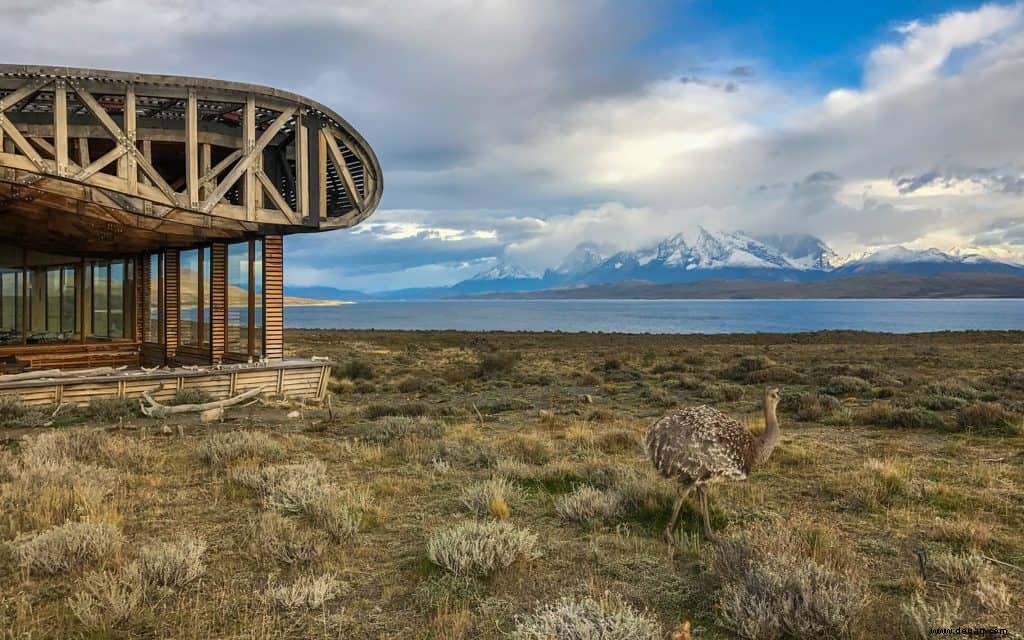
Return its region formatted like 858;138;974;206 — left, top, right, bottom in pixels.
2;329;1023;639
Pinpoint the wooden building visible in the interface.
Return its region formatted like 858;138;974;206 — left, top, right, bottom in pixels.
0;65;381;404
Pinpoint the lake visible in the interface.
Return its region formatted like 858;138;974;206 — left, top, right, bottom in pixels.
284;299;1024;334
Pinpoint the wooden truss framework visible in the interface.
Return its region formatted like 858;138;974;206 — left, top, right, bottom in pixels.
0;65;382;256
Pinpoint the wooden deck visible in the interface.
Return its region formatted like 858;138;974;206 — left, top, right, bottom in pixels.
0;359;330;407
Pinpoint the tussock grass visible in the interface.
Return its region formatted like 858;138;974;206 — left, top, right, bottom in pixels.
955;402;1020;433
427;520;540;576
138;537;207;588
461;477;519;519
707;523;866;640
262;572;342;610
823;375;873;397
0;395;56;427
68;564;145;632
554;486;621;525
196;430;285;466
249;512;325;565
172;387;214;405
511;595;661;640
903;594;960;640
86;397;140;421
13;521;123;574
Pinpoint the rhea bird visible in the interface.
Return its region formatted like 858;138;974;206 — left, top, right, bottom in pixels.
644;386;782;542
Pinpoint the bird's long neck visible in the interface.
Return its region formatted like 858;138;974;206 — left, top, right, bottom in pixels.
755;401;780;465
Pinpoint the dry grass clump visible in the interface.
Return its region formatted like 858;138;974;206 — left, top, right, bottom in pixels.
363;415;447;444
137;537;207;588
68;564;145;632
724;354;776;379
262;572;342;610
461;477;519;520
196;430;285;466
230;461;363;540
707;524;866;640
504;433;553;464
13;521;123;574
974;580;1013;613
511;595;661;640
931;550;986;584
954;401;1020;433
903;594;960;640
249;512;325;565
427;520;540;576
342;359;376;380
555;486;622;525
18;428;105;467
1;458;119;531
823;375;873;397
921;379;979;400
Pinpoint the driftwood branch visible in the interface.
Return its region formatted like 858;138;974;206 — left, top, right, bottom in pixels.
0;366;127;382
139;387;264;418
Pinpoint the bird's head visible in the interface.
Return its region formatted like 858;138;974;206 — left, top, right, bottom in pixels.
764;386;782;410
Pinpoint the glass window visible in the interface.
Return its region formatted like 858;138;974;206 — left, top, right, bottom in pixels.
61;267;75;333
110;261;124;338
146;253;161;343
92;264;108;337
253;239;263;355
227;242;249;353
201;246;211;345
0;269;23;345
46;268;60;332
179;249;199;345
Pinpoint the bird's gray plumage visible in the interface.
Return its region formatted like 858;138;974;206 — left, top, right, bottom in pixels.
644;404;757;486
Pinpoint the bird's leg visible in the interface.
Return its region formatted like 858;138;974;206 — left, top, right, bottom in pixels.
698;486;715;541
664;485;692;545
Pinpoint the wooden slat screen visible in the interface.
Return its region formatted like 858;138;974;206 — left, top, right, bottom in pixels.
263;235;284;361
210;243;227;363
164;249;180;362
137;255;149;344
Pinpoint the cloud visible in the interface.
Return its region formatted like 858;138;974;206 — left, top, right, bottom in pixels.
4;1;1024;289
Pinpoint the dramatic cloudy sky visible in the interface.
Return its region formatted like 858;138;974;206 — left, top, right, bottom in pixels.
4;0;1024;290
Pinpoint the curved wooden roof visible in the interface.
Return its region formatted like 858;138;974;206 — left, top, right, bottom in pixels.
0;65;382;255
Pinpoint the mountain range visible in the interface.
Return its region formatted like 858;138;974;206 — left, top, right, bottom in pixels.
284;228;1024;300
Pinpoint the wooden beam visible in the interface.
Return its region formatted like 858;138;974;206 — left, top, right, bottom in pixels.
73;146;127;181
70;84;179;206
243;95;256;220
317;125;327;219
198;106;295;214
124;85;137;194
185;89;199;206
77;137;90;167
255;168;297;223
199;143;212;200
199;149;241;187
0;78;50;114
0;118;46;170
295;111;309;218
322;130;364;212
54;80;68;176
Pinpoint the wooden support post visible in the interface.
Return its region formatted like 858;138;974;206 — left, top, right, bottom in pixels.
140;139;151;186
317;126;327;219
262;236;283;361
186;89;199;207
77;137;90;167
243;95;256;220
164;249;180;363
54;80;68;176
124;85;137;194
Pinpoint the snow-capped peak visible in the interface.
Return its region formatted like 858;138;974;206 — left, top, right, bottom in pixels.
469;262;537;281
555;242;608;275
855;246;956;264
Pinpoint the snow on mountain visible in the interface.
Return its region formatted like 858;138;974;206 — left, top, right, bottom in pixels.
754;233;841;270
832;245;1024;277
468;262;537;281
553;242;608;275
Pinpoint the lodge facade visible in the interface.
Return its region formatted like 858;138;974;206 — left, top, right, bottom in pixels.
0;65;381;401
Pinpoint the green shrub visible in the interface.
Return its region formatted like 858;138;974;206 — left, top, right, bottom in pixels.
921;380;978;400
859;405;947;430
413;574;480;612
701;382;744;402
823;375;873;397
365;402;430;419
477;351;520;377
342;359;375;380
171;388;213;405
0;396;55;428
779;392;840;421
511;595;661;640
196;431;285;466
555;486;621;525
86;397;139;421
427;520;540;576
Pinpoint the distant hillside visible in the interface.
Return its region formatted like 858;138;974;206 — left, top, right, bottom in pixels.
464;272;1024;300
